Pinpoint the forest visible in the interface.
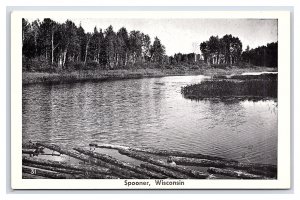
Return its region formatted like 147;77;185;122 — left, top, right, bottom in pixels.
22;18;278;73
199;35;277;68
22;18;167;72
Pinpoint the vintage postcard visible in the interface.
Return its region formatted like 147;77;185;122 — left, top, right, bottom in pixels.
11;10;291;189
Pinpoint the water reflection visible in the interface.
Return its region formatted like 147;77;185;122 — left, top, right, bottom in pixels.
22;75;277;165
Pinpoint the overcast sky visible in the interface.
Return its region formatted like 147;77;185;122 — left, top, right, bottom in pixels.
29;18;278;56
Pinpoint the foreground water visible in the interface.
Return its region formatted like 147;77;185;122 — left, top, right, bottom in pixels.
22;75;278;165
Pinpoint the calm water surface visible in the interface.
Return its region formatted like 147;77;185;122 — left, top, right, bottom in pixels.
22;75;278;165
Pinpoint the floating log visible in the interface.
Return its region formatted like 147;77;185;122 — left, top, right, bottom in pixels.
23;163;84;178
36;143;88;162
23;156;111;175
22;148;45;156
246;168;277;179
36;143;139;179
22;166;67;179
74;147;166;179
22;149;36;155
22;142;39;149
39;153;61;156
168;156;277;175
118;149;209;179
23;163;82;175
140;163;190;179
207;167;267;179
90;143;237;162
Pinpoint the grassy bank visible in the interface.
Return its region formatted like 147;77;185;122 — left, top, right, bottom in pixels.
181;74;277;101
22;65;277;85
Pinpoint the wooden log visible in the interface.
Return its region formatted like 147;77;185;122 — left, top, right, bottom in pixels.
36;143;138;179
23;163;119;179
22;166;67;179
23;173;47;179
74;147;165;179
39;153;61;156
207;167;267;179
168;156;277;175
23;156;111;175
84;173;120;179
118;149;209;179
90;143;237;162
22;148;45;156
23;163;84;179
87;157;143;179
24;163;120;179
23;163;83;175
246;168;277;179
22;142;39;149
22;149;36;155
140;163;190;179
36;143;88;162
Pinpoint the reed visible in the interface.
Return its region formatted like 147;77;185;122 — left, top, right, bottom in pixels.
181;74;277;101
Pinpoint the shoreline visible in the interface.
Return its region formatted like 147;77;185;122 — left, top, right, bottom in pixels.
22;66;277;85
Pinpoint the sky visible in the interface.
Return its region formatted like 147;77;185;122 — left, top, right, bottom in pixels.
29;18;278;56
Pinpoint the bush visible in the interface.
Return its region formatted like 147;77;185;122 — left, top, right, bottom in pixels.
23;56;54;72
235;61;255;68
85;61;100;70
211;63;230;69
66;61;85;71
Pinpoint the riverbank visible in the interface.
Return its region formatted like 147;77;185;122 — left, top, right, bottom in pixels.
22;66;277;85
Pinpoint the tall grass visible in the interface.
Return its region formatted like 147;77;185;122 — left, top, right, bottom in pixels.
181;74;277;101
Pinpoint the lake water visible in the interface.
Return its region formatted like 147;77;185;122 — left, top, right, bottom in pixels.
22;75;278;165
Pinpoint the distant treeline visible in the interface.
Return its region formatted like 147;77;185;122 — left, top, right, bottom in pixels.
22;18;278;72
241;43;278;68
199;35;277;68
22;18;167;72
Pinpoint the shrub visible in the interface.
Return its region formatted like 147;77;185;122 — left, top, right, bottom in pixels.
210;63;230;69
66;61;85;71
23;56;53;72
85;61;100;70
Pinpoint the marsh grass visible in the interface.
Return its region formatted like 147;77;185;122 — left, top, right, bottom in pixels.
22;65;277;85
22;69;168;85
181;74;277;101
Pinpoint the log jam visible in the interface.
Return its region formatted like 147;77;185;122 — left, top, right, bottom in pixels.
207;167;267;179
118;149;209;179
74;147;167;179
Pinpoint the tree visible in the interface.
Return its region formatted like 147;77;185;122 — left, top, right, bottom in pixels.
104;25;117;68
141;34;151;62
200;42;209;63
56;20;80;69
200;34;242;65
22;18;35;58
88;27;104;64
129;30;143;63
207;36;221;63
241;42;277;68
22;18;168;71
39;18;58;64
77;24;87;63
150;37;165;64
116;27;129;66
31;19;40;57
84;32;91;66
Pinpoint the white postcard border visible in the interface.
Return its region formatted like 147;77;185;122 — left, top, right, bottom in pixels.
11;10;291;189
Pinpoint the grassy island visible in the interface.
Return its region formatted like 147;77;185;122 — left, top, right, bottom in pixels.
181;73;277;101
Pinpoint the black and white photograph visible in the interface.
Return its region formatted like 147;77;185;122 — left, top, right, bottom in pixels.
10;11;291;189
